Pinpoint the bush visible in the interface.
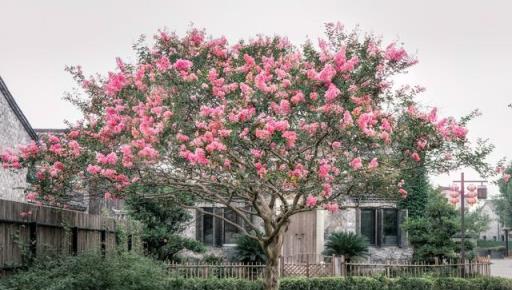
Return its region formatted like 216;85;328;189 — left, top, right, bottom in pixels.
234;234;267;263
322;232;369;262
164;277;512;290
0;253;170;290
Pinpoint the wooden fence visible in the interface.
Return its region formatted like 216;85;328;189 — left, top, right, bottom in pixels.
281;255;492;278
166;255;492;280
0;199;140;273
167;261;266;280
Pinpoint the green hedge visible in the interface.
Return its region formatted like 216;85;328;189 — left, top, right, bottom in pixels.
166;277;512;290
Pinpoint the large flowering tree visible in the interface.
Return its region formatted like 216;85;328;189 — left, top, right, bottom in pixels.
1;23;491;289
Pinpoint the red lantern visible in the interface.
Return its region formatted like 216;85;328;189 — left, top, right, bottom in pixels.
465;191;477;198
449;191;459;198
467;184;477;192
467;197;477;205
450;197;459;204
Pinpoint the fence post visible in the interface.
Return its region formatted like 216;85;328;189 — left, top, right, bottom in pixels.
306;254;310;278
340;255;346;277
71;227;78;255
100;229;106;257
385;260;390;278
28;222;37;259
280;256;284;277
331;255;335;276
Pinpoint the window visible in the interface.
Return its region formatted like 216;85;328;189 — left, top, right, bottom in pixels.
482;235;487;240
383;209;398;246
359;208;400;247
196;207;243;247
361;209;376;245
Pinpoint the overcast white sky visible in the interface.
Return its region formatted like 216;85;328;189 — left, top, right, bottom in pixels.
1;0;511;190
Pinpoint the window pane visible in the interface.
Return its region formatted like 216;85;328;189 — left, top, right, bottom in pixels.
203;208;214;245
383;209;398;245
360;209;375;245
224;208;241;244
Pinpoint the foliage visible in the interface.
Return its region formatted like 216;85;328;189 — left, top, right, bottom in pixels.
462;207;490;239
0;22;493;289
322;231;369;262
495;164;512;227
0;253;170;290
125;195;205;261
161;277;512;290
399;162;429;219
403;188;464;262
477;239;512;249
234;234;267;263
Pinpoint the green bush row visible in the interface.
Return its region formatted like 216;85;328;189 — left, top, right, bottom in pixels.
167;277;512;290
1;253;511;290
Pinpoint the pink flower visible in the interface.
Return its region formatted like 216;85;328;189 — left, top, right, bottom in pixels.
290;91;305;104
331;141;342;150
324;202;339;213
368;158;378;170
282;131;297;148
26;192;38;202
156;56;171;72
86;164;102;174
322;183;332;197
306;195;318;207
104;192;113;201
255;128;272;140
385;43;408;62
318;64;336;83
251;149;263;158
174;59;193;71
411;152;421;162
342;111;353;127
416;139;427;150
324;84;340;102
138;145;159;160
254;162;267;178
504;174;511;183
350;157;362;170
399;188;408;198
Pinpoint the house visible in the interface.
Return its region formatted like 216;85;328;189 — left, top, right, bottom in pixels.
0;76;38;202
185;196;411;262
479;200;505;242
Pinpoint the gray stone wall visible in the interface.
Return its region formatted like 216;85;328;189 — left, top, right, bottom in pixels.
0;91;32;202
322;199;412;262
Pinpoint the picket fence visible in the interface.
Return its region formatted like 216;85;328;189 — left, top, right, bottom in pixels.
167;255;492;280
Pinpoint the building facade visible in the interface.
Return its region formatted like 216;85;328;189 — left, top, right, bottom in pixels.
0;76;38;202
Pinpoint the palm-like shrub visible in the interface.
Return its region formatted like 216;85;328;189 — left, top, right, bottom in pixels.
323;231;369;262
234;234;267;264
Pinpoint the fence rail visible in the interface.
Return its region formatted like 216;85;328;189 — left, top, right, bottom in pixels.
166;255;492;280
167;261;266;280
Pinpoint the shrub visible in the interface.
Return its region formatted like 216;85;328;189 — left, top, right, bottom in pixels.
322;232;369;262
234;234;267;263
164;277;512;290
0;253;170;290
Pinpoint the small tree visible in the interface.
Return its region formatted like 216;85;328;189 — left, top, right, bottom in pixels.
234;234;267;264
125;195;205;261
1;23;492;290
323;231;368;262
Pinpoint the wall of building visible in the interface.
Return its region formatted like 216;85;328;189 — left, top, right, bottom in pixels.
0;90;32;202
479;201;504;241
322;199;412;263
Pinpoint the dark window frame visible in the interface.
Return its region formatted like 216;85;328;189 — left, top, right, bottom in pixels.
359;207;400;247
196;207;243;247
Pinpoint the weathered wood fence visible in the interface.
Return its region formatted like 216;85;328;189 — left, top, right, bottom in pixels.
0;199;140;272
167;261;266;280
281;254;492;278
167;255;492;280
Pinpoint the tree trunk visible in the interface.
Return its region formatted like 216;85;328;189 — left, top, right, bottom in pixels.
263;229;285;290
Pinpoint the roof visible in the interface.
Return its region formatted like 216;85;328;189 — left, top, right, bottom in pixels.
0;76;38;141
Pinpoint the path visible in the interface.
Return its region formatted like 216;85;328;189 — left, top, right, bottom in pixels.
491;258;512;278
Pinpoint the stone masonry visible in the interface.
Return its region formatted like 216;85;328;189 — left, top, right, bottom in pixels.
0;77;36;202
